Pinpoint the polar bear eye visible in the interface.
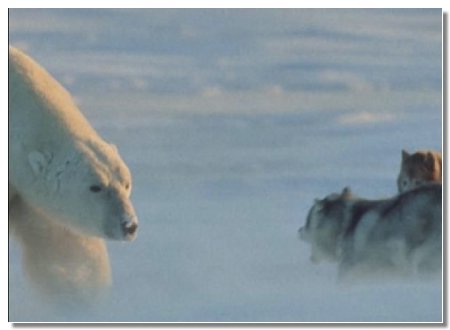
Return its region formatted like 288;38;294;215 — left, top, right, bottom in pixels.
125;183;130;190
90;185;102;193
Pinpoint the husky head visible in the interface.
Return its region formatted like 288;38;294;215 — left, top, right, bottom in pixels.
397;149;442;193
299;187;353;264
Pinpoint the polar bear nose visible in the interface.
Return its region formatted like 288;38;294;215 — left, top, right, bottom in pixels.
122;221;138;237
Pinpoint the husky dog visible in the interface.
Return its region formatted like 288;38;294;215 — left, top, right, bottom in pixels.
298;184;442;280
397;149;442;193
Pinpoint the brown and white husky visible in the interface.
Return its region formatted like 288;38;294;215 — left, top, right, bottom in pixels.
397;149;441;193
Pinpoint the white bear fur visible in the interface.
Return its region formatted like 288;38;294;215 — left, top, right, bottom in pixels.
9;46;138;240
9;46;138;302
10;198;112;305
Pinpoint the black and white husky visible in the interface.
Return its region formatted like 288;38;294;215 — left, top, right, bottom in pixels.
298;184;442;280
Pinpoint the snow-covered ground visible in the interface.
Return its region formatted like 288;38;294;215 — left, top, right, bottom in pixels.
8;9;442;322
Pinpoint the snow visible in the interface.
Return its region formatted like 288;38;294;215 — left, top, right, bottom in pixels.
8;8;442;322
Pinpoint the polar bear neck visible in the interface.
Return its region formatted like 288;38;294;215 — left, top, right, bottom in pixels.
9;46;99;147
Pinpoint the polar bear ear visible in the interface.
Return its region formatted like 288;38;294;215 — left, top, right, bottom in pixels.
28;151;48;176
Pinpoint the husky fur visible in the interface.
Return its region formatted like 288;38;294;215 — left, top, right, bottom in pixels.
298;184;442;280
397;149;442;193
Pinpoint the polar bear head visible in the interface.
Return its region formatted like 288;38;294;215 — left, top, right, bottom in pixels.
26;139;138;241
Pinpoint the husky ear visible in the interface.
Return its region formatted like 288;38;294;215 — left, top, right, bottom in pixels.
341;187;352;198
28;151;48;176
425;152;438;171
401;149;409;161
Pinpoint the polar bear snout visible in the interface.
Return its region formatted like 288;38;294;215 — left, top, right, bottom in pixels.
102;188;138;240
103;213;138;241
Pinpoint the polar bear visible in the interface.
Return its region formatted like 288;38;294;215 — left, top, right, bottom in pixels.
9;46;138;302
